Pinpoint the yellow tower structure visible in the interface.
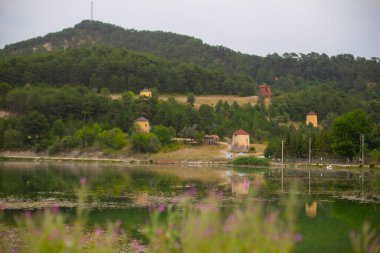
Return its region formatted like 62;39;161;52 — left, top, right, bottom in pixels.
134;117;150;133
231;129;250;152
306;111;318;127
139;88;152;98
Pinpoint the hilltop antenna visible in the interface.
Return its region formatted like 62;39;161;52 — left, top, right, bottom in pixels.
91;1;94;20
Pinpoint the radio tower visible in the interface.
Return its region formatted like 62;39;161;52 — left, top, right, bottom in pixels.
91;1;94;20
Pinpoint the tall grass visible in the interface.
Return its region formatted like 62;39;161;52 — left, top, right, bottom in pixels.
1;179;378;252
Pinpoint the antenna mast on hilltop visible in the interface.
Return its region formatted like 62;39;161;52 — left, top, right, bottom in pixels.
91;1;94;20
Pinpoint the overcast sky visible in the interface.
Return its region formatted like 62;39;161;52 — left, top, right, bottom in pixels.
0;0;379;58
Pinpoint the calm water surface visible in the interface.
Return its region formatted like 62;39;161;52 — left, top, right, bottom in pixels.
0;161;379;253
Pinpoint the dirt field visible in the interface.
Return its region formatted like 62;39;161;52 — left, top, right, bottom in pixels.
111;94;258;107
0;111;12;118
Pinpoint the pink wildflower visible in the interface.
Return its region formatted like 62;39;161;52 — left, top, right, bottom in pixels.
158;205;166;213
156;228;163;236
185;186;197;196
294;233;303;242
95;228;103;236
133;240;143;253
80;177;87;185
265;214;275;224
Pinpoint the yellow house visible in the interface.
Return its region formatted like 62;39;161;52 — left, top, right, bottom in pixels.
231;129;250;152
139;88;152;98
306;111;318;127
134;117;150;133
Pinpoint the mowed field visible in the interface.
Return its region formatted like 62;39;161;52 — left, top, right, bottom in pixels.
111;94;258;107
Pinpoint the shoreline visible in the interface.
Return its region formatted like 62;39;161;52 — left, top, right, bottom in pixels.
0;154;376;170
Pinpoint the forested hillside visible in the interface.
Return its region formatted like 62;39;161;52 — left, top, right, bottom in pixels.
2;20;380;99
0;46;255;94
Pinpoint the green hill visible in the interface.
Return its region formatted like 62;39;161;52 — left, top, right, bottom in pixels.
2;20;380;99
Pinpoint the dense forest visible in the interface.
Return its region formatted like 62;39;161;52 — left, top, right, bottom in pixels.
0;20;379;162
0;46;255;95
2;20;380;99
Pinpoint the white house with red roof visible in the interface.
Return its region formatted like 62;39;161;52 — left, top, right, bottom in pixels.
231;129;250;152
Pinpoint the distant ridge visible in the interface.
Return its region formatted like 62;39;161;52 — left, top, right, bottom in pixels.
1;20;380;98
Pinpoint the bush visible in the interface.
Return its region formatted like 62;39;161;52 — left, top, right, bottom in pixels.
151;125;175;146
232;156;270;166
369;163;375;168
98;128;126;150
131;132;160;153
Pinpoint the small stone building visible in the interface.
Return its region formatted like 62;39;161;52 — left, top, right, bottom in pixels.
306;111;318;127
204;135;220;145
231;129;250;152
134;117;150;133
139;88;152;98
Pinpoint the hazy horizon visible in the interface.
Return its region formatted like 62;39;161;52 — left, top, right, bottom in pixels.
1;0;379;59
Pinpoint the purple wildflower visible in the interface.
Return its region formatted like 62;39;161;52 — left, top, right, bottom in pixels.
216;191;224;199
158;205;166;213
171;197;179;205
95;228;103;236
0;203;5;210
265;214;275;224
185;186;197;196
133;240;143;253
8;249;15;253
156;228;163;236
294;233;303;242
80;177;87;185
224;214;236;232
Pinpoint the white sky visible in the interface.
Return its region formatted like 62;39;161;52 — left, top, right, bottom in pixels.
0;0;379;58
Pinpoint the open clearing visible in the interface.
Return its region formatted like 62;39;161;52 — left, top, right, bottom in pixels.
111;94;258;107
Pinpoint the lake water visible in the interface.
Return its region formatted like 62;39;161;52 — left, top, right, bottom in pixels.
0;161;379;253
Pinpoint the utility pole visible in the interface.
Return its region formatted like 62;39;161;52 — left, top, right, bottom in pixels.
362;134;365;165
91;1;94;20
281;140;284;164
308;138;311;164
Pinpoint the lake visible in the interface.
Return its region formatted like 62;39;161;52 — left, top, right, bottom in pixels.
0;161;379;253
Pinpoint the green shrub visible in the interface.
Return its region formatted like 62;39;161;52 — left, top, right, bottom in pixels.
131;132;160;153
369;163;375;168
232;156;270;166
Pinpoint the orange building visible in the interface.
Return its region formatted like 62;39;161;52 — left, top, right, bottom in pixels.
306;111;318;127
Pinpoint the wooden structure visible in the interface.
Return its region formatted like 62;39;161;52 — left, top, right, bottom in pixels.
306;111;318;127
204;135;220;145
231;129;250;152
134;116;150;133
139;88;152;98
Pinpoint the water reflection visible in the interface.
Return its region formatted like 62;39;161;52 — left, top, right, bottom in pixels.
305;201;318;218
231;176;250;195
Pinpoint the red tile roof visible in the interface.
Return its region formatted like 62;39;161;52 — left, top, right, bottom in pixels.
307;111;317;115
233;129;249;136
